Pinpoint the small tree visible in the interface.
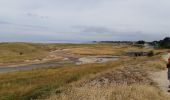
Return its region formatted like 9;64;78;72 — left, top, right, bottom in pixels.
19;52;23;55
136;40;145;45
147;50;154;57
159;37;170;48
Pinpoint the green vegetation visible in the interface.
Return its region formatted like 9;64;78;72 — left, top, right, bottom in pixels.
147;50;154;57
151;37;170;48
136;40;145;45
159;37;170;48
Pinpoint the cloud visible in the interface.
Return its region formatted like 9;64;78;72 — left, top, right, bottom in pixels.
0;0;169;42
26;13;49;19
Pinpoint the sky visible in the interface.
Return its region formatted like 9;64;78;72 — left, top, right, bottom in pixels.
0;0;170;42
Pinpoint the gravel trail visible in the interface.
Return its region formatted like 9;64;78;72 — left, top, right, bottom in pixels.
151;53;170;95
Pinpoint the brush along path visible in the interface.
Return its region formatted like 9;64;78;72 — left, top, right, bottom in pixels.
81;65;152;87
48;63;168;100
151;70;169;95
151;53;170;95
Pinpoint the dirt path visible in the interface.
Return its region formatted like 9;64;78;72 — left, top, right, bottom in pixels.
151;53;170;95
151;70;169;94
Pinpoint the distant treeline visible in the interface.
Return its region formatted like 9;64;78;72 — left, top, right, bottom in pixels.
93;41;134;44
134;37;170;49
152;37;170;48
93;37;170;49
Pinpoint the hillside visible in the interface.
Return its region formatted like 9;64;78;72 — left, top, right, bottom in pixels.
0;42;49;64
0;42;146;66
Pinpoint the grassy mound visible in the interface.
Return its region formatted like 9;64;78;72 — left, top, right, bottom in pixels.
0;42;48;63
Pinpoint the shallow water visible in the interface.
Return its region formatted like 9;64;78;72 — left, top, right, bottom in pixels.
0;61;72;73
0;56;120;73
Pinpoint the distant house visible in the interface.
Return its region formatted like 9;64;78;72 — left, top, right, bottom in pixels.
126;51;148;57
93;41;135;45
144;43;154;49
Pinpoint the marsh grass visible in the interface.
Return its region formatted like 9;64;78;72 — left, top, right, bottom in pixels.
0;61;122;100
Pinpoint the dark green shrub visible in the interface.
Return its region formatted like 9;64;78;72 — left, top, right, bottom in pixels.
147;51;154;57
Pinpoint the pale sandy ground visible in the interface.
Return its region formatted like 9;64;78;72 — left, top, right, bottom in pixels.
151;53;170;95
151;70;169;95
76;56;119;65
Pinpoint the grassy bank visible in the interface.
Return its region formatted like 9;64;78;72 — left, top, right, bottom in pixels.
0;42;49;63
0;61;122;100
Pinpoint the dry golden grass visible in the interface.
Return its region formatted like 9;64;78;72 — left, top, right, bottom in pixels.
147;60;166;70
68;47;123;55
48;84;168;100
0;43;168;100
0;61;122;100
0;42;155;64
0;56;167;100
67;45;143;56
47;56;169;100
0;42;49;63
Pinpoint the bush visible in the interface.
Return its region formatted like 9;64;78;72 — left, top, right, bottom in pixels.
136;40;145;45
147;51;154;57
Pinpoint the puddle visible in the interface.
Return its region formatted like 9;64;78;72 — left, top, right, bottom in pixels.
76;56;119;65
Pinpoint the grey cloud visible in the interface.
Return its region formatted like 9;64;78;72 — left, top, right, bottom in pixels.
0;21;11;24
0;0;169;42
0;20;48;30
72;25;162;41
79;26;113;34
26;13;49;19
